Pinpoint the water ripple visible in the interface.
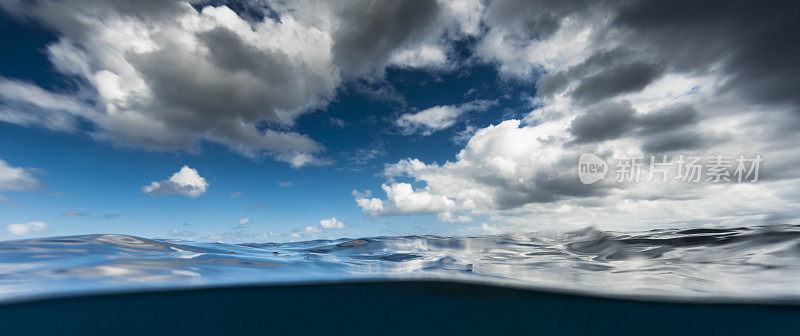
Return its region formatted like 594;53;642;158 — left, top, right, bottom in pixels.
1;225;800;303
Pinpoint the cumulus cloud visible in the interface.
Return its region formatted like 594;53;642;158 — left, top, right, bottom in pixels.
355;182;458;215
6;221;48;235
0;1;337;166
396;100;497;135
0;158;42;191
142;165;208;198
300;217;346;236
304;225;321;234
2;0;799;231
0;0;489;167
319;217;345;229
237;217;252;225
356;0;800;230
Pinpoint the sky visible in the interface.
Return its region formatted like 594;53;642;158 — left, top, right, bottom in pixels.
0;0;799;242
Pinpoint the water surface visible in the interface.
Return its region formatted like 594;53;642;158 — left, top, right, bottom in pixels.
1;225;799;304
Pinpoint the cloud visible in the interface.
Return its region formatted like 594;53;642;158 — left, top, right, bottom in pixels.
277;181;292;188
6;221;48;235
571;62;664;105
354;0;800;230
330;0;441;76
329;118;348;129
207;225;271;243
0;0;489;166
569;101;636;143
0;158;42;191
61;210;87;217
319;217;345;229
0;1;335;166
355;182;458;216
299;217;346;236
168;229;196;238
396;100;497;135
229;192;243;198
237;217;252;225
438;212;474;223
142;165;208;198
345;143;387;166
247;202;266;210
0;77;96;132
276;152;333;169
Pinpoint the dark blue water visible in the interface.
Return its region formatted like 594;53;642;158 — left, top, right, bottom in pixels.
1;225;799;334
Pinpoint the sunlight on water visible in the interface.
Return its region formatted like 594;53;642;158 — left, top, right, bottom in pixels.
1;225;800;303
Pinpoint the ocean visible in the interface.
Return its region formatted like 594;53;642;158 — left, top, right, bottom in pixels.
1;225;799;335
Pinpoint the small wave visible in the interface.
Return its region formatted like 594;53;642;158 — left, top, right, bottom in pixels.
1;225;800;304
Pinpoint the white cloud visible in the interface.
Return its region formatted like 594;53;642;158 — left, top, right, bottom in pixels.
276;152;333;169
237;217;252;225
6;221;48;235
354;1;800;231
0;2;337;166
300;217;346;236
0;158;42;191
0;0;494;167
390;44;448;68
0;77;96;132
142;165;208;198
438;212;473;223
396;100;497;135
229;192;243;198
319;217;345;229
355;182;457;216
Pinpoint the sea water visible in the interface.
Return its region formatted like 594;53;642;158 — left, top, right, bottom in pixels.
1;225;799;335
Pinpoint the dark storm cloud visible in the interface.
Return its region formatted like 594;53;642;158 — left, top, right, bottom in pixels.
636;104;697;134
640;129;705;153
535;48;664;103
484;0;594;41
571;62;664;105
332;0;441;76
569;101;708;151
569;101;636;143
535;72;569;97
612;0;800;111
523;0;800;115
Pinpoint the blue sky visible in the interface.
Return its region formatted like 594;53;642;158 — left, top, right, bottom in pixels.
1;0;799;242
0;5;533;241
